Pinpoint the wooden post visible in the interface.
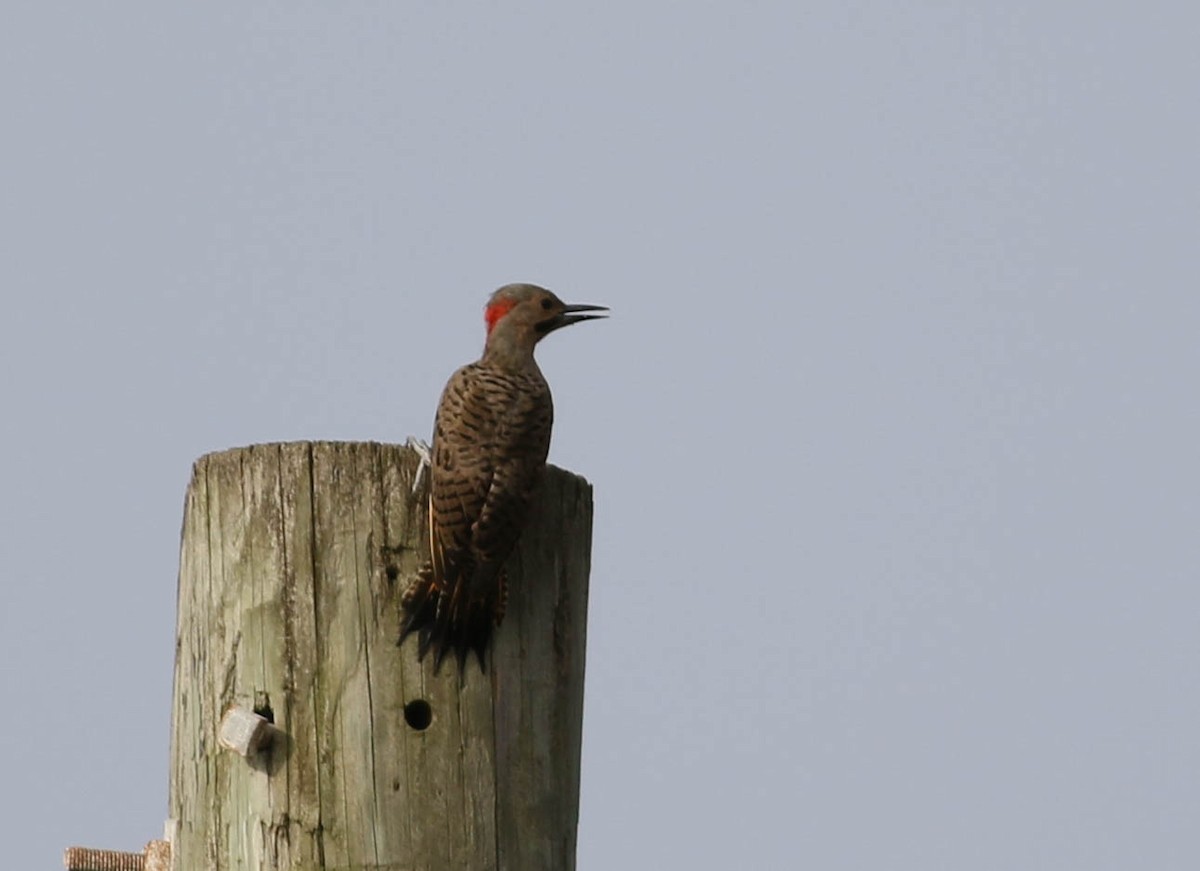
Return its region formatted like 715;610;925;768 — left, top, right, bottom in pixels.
169;442;593;870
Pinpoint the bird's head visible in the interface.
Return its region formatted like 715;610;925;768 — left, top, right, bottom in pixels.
483;283;607;353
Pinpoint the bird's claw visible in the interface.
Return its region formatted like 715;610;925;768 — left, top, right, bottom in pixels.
407;436;432;495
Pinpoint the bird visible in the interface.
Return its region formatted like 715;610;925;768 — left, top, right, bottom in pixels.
399;283;606;673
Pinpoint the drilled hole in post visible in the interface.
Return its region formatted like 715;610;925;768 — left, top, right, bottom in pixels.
385;565;399;583
404;699;432;731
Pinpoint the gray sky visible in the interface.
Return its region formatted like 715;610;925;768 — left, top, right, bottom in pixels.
3;3;1198;869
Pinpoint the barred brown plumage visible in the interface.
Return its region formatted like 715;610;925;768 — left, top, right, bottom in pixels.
399;283;606;673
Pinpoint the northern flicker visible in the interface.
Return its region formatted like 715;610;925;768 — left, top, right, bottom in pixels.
399;283;606;672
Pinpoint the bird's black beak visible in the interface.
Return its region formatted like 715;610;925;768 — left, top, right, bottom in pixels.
538;303;609;334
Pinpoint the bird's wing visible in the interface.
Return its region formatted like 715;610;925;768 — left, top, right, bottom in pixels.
406;364;552;671
467;379;553;576
428;363;496;593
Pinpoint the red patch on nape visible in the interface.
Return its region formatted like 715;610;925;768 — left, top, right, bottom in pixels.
485;298;517;334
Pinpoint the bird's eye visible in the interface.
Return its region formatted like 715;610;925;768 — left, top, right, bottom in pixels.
541;298;554;310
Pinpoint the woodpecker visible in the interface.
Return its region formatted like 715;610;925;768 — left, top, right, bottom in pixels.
399;283;607;672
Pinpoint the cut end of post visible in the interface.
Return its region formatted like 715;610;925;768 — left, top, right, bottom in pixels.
218;705;276;757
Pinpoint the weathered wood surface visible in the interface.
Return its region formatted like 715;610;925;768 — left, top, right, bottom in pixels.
169;442;593;871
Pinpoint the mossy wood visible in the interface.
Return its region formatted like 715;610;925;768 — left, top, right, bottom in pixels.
169;442;593;870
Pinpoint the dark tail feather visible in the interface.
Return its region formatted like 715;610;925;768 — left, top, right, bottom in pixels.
399;566;506;675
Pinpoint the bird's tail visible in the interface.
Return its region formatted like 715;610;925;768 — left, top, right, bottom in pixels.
399;566;507;674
